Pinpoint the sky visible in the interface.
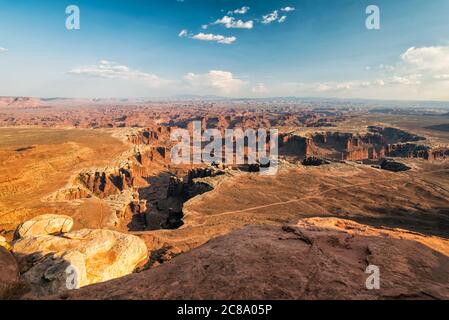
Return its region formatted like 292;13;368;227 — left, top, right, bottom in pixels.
1;0;449;100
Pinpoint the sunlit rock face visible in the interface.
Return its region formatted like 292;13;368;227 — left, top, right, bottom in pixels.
12;214;148;296
15;214;74;239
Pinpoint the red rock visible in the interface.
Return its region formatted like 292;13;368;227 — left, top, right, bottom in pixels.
0;247;21;299
51;219;449;300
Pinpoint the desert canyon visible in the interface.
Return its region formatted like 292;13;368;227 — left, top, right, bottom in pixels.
0;97;448;299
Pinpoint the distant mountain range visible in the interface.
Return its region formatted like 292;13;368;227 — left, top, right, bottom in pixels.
1;95;448;110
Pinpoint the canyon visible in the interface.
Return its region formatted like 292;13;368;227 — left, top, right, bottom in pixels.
0;98;448;299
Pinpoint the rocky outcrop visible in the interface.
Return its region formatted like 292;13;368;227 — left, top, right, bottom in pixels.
0;235;11;251
368;126;425;144
127;127;172;145
135;147;170;165
15;214;73;239
12;216;148;296
302;157;329;166
430;147;449;160
279;134;315;158
46;186;91;201
160;167;226;229
79;167;133;198
280;127;436;162
106;190;147;228
0;247;21;299
167;167;224;199
380;159;412;172
385;143;449;161
51;218;449;300
386;143;432;159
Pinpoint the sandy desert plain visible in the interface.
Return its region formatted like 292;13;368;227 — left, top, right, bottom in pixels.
0;97;449;300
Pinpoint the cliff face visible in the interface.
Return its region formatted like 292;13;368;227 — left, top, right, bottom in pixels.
279;135;315;158
431;148;449;160
167;167;224;199
280;127;447;162
386;143;432;160
280;131;384;161
386;144;449;161
127;127;172;145
79;168;133;198
136;147;170;165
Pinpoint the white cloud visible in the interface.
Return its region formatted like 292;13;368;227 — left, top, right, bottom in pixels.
261;7;294;25
228;6;250;15
178;29;188;37
213;15;253;29
355;45;449;100
184;70;246;94
68;60;163;87
278;16;287;23
434;74;449;80
0;47;7;53
388;74;421;85
279;79;388;95
201;24;208;30
273;45;449;100
369;64;395;72
191;33;236;44
252;83;268;94
281;7;295;12
366;45;449;88
373;79;385;86
400;45;449;74
262;10;279;24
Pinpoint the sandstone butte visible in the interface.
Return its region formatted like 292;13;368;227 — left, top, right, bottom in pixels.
48;217;449;300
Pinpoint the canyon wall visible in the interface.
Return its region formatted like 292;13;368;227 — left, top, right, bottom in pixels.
280;127;448;162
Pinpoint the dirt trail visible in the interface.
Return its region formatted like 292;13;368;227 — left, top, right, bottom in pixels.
208;168;449;218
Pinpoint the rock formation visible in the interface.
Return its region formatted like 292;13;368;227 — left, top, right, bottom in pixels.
15;214;74;239
0;236;11;251
11;215;148;296
380;159;412;172
127;127;172;145
302;156;329;166
0;247;21;299
279;126;447;163
51;218;449;300
79;167;133;198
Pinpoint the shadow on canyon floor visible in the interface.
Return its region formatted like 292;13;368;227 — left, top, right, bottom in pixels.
345;206;449;239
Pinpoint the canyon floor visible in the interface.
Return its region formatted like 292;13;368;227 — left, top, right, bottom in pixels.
0;99;448;299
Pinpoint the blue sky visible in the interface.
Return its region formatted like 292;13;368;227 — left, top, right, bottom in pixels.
1;0;449;100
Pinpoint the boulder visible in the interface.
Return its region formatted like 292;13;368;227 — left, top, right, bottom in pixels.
15;214;74;239
12;228;148;296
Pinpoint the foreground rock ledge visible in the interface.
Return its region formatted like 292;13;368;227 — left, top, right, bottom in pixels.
15;214;74;239
0;247;21;299
12;215;148;296
51;218;449;300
